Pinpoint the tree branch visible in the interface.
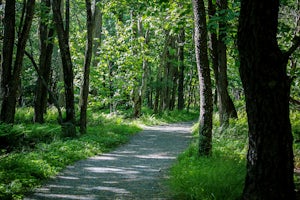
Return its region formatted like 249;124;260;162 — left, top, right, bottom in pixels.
24;50;63;124
284;35;300;60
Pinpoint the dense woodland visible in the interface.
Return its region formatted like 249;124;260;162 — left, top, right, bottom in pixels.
0;0;300;199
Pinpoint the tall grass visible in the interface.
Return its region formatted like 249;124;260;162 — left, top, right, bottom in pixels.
169;112;248;200
169;110;300;200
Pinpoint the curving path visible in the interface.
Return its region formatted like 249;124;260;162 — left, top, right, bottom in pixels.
25;121;194;200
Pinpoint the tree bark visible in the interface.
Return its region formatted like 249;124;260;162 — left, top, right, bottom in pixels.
52;0;76;135
238;0;295;199
79;0;95;134
0;0;35;124
192;0;213;156
92;2;102;68
34;0;54;123
132;17;149;118
0;0;15;120
177;28;185;110
209;0;237;127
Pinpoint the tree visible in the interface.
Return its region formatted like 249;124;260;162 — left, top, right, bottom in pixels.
52;0;76;135
177;28;185;110
79;0;95;134
238;0;298;199
192;0;213;156
208;0;237;126
34;0;55;123
0;0;35;123
0;0;16;119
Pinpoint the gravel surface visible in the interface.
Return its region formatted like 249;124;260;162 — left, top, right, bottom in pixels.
25;121;194;200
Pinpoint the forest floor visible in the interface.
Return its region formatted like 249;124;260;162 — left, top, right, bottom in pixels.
24;121;194;200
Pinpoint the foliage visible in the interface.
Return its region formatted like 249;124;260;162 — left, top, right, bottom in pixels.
170;109;300;199
0;109;141;200
169;112;248;200
0;107;198;199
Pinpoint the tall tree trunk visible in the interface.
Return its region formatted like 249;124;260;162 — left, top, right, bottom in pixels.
209;0;237;127
177;28;185;110
34;0;54;123
132;17;149;118
79;0;95;134
238;0;296;199
169;36;178;111
216;0;237;126
0;0;35;124
52;0;76;136
0;0;15;120
92;2;102;68
192;0;213;156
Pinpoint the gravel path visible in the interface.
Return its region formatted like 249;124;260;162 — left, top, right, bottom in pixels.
25;121;194;200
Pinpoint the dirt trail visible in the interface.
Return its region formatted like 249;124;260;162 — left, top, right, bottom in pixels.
25;121;194;200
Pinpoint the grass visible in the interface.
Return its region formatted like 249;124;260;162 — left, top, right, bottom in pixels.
169;113;248;200
0;107;198;200
169;110;300;200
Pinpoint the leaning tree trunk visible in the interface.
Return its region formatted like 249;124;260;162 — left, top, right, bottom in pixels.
34;0;54;123
52;0;76;136
238;0;295;199
192;0;213;156
79;0;95;134
1;0;35;124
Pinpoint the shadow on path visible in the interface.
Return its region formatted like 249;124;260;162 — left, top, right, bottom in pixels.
25;121;194;200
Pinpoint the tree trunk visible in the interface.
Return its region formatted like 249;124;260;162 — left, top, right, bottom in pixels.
177;28;185;110
192;0;213;156
238;0;295;199
52;0;76;135
34;0;54;123
169;37;178;111
0;0;15;121
209;0;237;127
1;0;35;124
79;0;95;134
217;0;237;125
92;2;102;68
132;17;149;118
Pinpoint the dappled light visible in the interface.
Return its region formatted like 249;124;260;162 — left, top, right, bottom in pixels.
25;122;193;200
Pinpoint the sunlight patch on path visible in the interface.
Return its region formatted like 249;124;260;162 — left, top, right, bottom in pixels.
25;122;194;200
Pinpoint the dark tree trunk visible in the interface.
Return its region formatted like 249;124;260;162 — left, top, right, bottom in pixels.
177;28;185;110
1;0;35;124
0;0;15;120
52;0;76;135
209;0;237;127
192;0;213;156
80;0;95;134
216;0;237;125
169;38;178;111
34;0;54;123
238;0;295;199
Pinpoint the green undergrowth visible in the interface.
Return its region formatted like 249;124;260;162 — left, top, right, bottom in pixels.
169;112;248;200
136;108;199;126
169;110;300;200
0;107;198;200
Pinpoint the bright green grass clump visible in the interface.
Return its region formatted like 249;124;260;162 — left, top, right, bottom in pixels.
169;113;248;200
